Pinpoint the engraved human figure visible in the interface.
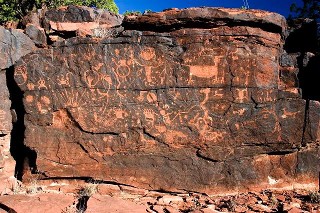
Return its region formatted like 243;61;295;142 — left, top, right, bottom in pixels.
15;65;28;86
37;78;48;90
144;108;155;125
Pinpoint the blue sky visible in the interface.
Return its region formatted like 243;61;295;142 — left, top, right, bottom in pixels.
116;0;303;17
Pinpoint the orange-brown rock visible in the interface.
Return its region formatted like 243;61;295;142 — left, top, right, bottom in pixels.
13;8;320;194
0;193;76;212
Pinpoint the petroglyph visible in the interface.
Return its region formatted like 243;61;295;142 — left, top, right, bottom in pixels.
189;65;218;78
13;7;320;194
14;65;28;86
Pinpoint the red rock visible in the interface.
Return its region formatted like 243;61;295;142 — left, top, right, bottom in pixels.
164;206;180;213
0;193;76;213
246;196;258;205
248;204;273;212
234;206;248;213
0;74;13;190
284;202;301;211
258;194;269;204
25;24;47;47
97;184;120;196
0;73;12;135
292;198;302;204
277;195;286;202
119;185;148;196
86;194;148;213
44;5;123;35
152;205;166;213
123;7;286;34
288;207;302;213
158;195;184;205
0;26;35;194
12;7;320;194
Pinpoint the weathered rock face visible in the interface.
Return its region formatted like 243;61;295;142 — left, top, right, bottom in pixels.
0;26;36;70
44;5;123;35
13;8;320;194
0;72;12;135
0;26;36;193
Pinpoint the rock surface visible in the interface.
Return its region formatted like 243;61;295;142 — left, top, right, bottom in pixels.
1;186;320;212
25;24;47;47
0;72;12;135
44;5;123;34
0;193;76;213
13;7;320;194
0;26;35;194
0;26;36;70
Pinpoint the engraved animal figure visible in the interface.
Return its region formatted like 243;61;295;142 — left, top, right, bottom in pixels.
84;70;100;88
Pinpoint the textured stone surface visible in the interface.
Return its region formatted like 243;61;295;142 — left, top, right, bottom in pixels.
25;24;47;47
0;193;75;212
0;135;16;195
13;8;320;193
123;7;286;34
1;187;319;212
0;26;36;70
0;71;15;193
45;5;123;34
0;72;12;134
0;26;35;196
86;194;148;213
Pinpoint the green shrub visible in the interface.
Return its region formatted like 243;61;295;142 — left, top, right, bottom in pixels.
0;0;119;24
123;10;142;16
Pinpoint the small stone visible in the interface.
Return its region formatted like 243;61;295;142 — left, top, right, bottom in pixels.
138;196;157;205
259;194;269;204
247;196;258;205
152;205;165;213
48;35;64;43
291;198;302;204
288;207;302;213
163;206;180;213
158;195;184;205
276;195;286;202
234;205;248;212
249;204;272;213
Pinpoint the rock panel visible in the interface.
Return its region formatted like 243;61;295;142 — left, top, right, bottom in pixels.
14;8;320;193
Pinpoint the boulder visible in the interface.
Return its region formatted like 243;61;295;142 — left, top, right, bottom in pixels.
25;24;47;47
0;26;36;70
13;8;320;194
44;5;123;36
